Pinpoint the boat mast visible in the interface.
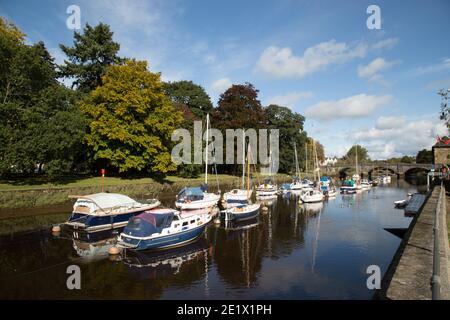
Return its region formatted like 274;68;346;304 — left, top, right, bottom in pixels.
355;144;358;176
313;139;320;183
247;143;251;197
305;141;308;177
294;142;299;178
242;129;245;190
205;114;209;184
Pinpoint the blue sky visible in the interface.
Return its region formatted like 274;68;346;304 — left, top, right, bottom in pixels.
1;0;449;159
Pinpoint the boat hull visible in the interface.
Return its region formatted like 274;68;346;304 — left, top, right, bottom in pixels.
66;210;146;232
225;204;260;222
175;195;220;210
120;223;208;251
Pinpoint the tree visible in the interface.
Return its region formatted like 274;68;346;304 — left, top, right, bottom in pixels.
0;18;87;177
344;145;369;164
212;83;266;174
400;155;414;164
265;104;306;173
416;149;433;164
163;80;213;120
163;81;213;178
80;59;183;174
59;23;123;92
212;83;266;131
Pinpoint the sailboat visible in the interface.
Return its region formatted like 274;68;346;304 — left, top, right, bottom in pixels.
223;130;252;207
352;144;362;192
175;114;221;211
255;150;278;197
300;139;324;203
290;142;309;190
225;143;261;221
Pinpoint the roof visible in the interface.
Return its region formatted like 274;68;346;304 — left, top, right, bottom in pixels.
433;141;450;148
73;193;139;209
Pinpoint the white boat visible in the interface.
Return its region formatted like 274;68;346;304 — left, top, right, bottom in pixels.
223;189;252;207
300;189;324;203
176;113;220;211
255;179;278;196
65;193;161;232
361;179;371;190
225;203;261;222
223;131;252;207
175;186;220;210
325;187;337;198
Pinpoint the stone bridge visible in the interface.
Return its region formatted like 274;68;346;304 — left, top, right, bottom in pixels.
325;163;433;178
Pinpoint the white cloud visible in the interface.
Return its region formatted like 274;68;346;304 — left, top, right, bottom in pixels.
375;116;406;130
267;91;313;109
210;78;232;95
351;116;448;158
411;58;450;76
372;38;399;50
304;94;392;121
255;39;368;78
357;58;396;79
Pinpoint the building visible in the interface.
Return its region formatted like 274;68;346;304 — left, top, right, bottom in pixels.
432;138;450;165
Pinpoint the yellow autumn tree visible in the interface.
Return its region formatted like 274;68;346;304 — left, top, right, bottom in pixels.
80;59;183;173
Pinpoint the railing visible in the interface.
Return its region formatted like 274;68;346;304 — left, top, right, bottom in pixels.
432;182;445;299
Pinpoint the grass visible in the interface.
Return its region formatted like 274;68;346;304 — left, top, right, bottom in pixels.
0;173;291;210
0;174;241;191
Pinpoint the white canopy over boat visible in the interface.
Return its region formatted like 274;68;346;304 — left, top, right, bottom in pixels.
70;193;141;213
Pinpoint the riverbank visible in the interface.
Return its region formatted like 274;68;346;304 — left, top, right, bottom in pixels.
379;184;450;300
0;173;291;212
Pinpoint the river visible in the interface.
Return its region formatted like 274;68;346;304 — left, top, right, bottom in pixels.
0;180;425;299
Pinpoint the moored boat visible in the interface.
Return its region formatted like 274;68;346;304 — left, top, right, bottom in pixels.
340;179;357;194
224;203;261;222
118;208;211;251
175;185;220;210
300;189;324;203
65;193;161;232
255;178;278;196
279;183;292;194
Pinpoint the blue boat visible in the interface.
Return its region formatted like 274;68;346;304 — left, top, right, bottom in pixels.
279;183;292;194
118;209;212;251
65;193;161;232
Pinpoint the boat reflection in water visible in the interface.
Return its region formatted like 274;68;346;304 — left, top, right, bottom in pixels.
68;228;120;261
121;238;211;280
298;202;324;214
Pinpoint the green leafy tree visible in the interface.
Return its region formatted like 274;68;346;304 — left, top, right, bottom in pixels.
416;149;433;164
163;80;214;178
344;145;369;164
265;104;307;174
163;80;213;119
59;23;123;92
0;18;87;177
80;59;183;174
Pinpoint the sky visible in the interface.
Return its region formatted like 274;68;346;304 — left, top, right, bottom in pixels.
1;0;449;159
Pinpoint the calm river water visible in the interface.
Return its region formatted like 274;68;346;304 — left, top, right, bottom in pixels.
0;180;424;299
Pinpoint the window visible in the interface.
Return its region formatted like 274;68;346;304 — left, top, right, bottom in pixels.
190;220;195;224
182;222;188;226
